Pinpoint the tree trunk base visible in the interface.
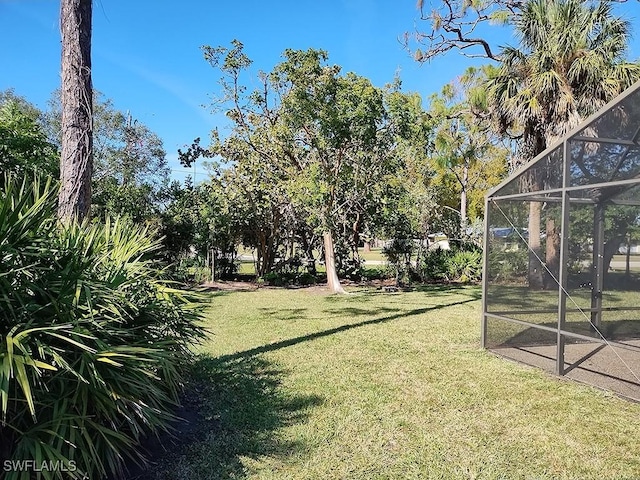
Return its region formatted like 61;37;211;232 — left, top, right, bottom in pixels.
323;231;346;294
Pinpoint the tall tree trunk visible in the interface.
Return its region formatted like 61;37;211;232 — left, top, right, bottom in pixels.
352;213;361;264
524;138;545;289
323;231;345;294
257;235;267;277
460;164;468;233
626;237;631;279
604;235;625;279
544;217;561;289
214;248;218;282
528;201;544;289
58;0;93;222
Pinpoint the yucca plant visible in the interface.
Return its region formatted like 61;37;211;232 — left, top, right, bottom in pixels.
0;175;205;479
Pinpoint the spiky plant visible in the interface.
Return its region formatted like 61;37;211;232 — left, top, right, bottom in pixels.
0;175;205;479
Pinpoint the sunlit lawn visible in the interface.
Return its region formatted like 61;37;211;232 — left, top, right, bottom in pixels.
148;285;640;480
358;247;387;262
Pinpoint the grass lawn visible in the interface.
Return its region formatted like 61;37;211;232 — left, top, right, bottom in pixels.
148;285;640;480
358;247;387;262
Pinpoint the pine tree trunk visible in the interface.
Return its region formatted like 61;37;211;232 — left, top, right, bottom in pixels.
544;217;561;289
58;0;93;222
528;201;544;289
210;248;216;281
460;164;468;233
323;231;345;294
626;238;631;279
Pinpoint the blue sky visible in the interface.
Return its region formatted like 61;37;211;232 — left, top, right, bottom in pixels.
2;0;640;181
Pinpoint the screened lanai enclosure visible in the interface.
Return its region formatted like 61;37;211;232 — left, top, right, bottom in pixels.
482;81;640;401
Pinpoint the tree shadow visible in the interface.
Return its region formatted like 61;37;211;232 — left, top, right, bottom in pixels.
217;295;480;363
321;306;401;317
257;307;308;320
342;283;481;298
409;283;482;294
127;355;323;479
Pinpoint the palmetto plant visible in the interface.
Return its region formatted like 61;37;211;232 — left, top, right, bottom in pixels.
0;175;204;479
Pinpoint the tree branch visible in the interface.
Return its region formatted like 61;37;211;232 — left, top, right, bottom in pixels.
407;0;526;62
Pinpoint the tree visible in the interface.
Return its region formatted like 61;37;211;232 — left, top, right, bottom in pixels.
408;0;522;62
219;153;300;278
198;42;401;292
58;0;93;222
160;178;242;280
48;92;170;222
429;67;507;233
91;112;169;222
0;92;58;182
488;0;639;165
374;82;434;276
486;0;640;288
274;50;398;292
0;89;47;122
194;41;302;278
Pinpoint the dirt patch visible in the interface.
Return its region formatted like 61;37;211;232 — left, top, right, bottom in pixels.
201;280;333;294
201;280;258;292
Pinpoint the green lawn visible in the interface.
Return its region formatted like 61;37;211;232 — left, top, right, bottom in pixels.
358;247;387;262
148;285;640;479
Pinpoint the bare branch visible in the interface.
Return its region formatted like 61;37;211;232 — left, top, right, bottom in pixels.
405;0;525;62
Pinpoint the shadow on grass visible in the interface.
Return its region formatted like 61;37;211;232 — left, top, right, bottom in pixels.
217;294;480;363
321;306;401;317
257;307;308;320
409;283;482;294
136;355;323;479
339;283;481;298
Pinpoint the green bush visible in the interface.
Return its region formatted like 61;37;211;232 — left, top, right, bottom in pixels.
382;238;415;285
447;249;483;283
361;267;388;281
487;247;528;281
418;247;451;282
263;271;317;286
418;244;483;283
0;176;204;479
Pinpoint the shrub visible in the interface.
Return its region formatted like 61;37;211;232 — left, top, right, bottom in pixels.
487;247;528;281
333;241;364;281
418;243;483;283
0;176;205;479
263;271;317;286
418;247;451;282
361;267;388;281
382;238;415;285
447;249;483;283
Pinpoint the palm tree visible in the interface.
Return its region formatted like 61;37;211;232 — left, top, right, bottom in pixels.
491;0;639;163
488;0;640;288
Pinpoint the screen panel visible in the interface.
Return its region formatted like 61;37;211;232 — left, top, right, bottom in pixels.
493;146;563;197
560;333;640;401
569;140;640;187
574;87;640;143
485;196;563;328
